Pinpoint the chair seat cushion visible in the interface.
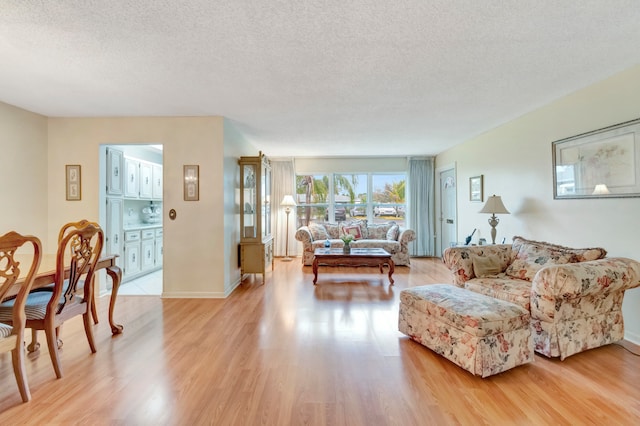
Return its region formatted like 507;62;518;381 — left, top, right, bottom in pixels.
0;323;13;338
0;290;85;321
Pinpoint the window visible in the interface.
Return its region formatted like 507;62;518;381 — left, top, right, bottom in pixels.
295;173;406;227
371;174;406;224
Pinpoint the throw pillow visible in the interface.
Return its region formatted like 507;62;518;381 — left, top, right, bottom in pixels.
339;220;368;239
386;224;400;241
324;223;341;239
342;225;363;240
505;241;577;281
472;255;503;277
511;236;607;262
308;223;328;241
367;222;393;240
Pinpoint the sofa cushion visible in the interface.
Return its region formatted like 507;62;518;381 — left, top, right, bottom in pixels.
505;242;576;281
367;222;394;240
342;224;363;240
511;236;607;263
339;220;368;239
324;223;341;239
349;239;399;254
472;255;504;277
308;223;328;240
464;275;532;311
386;224;400;241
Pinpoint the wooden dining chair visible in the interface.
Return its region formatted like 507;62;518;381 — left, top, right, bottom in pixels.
0;222;104;379
57;219;100;324
0;231;42;402
24;220;102;353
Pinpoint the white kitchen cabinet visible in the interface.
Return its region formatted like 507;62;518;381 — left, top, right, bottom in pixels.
155;228;163;265
106;146;163;284
141;229;156;271
106;148;123;195
152;164;163;199
139;161;153;199
105;197;123;267
124;157;139;198
123;230;141;277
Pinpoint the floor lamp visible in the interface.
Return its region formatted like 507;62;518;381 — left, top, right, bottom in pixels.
280;195;297;261
479;195;510;244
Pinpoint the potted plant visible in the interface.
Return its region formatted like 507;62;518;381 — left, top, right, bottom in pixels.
341;234;354;253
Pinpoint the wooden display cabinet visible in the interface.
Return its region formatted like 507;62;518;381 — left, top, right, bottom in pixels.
239;152;273;283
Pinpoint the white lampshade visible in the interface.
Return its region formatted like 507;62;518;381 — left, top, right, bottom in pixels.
592;184;610;195
280;195;297;207
479;195;510;215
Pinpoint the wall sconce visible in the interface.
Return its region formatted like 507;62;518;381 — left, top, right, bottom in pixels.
183;165;199;201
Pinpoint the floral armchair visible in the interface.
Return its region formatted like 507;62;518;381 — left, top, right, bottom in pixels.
442;236;640;360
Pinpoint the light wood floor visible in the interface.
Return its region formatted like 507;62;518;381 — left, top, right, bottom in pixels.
1;257;639;425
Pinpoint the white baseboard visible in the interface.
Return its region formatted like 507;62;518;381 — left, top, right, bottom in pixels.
161;291;227;298
617;339;640;355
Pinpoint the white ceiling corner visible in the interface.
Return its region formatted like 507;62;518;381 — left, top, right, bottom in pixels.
1;1;639;157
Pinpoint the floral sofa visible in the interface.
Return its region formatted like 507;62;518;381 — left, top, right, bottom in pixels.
442;236;640;360
294;220;416;266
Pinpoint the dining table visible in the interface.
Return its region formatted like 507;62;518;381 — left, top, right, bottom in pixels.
6;254;124;335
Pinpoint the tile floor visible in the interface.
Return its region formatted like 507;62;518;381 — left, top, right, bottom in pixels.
117;269;163;295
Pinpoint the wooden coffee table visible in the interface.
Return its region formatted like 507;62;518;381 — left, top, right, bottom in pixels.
312;248;395;285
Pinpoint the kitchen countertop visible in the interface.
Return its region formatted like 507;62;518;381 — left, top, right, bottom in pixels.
123;223;163;231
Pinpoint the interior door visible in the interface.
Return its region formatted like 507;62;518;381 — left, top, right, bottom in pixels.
439;168;457;255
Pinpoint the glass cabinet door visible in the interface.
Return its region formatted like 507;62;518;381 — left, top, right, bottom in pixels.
262;159;271;239
242;163;257;239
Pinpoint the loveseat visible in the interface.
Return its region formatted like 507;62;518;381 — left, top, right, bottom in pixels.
442;236;640;360
295;220;416;266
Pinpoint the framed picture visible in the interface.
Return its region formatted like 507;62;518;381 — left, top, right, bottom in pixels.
553;118;640;199
183;165;199;201
469;175;483;202
66;164;81;201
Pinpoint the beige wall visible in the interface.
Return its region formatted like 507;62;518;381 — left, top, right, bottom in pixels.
223;119;258;295
0;103;48;241
46;117;230;297
436;65;640;343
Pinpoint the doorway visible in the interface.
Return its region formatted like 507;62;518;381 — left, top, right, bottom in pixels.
99;144;163;296
436;165;457;256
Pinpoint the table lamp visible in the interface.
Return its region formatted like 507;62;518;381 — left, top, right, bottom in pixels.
592;184;610;195
280;195;297;261
479;195;510;244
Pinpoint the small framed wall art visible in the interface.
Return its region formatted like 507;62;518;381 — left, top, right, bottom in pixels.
66;164;81;201
183;165;199;201
469;175;483;202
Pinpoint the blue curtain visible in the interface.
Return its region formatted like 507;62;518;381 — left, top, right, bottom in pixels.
408;157;435;256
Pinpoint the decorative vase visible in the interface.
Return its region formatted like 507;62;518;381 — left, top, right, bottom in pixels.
343;245;351;253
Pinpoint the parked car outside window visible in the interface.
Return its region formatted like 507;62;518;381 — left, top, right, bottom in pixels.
350;206;366;217
325;206;347;221
374;205;397;217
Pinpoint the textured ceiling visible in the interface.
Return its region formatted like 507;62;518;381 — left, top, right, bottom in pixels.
1;1;640;157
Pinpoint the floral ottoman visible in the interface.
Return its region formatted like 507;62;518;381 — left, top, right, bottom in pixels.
399;284;534;377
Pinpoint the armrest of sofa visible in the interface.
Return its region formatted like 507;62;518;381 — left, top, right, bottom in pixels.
397;228;416;247
531;258;640;321
442;244;512;286
295;226;313;244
